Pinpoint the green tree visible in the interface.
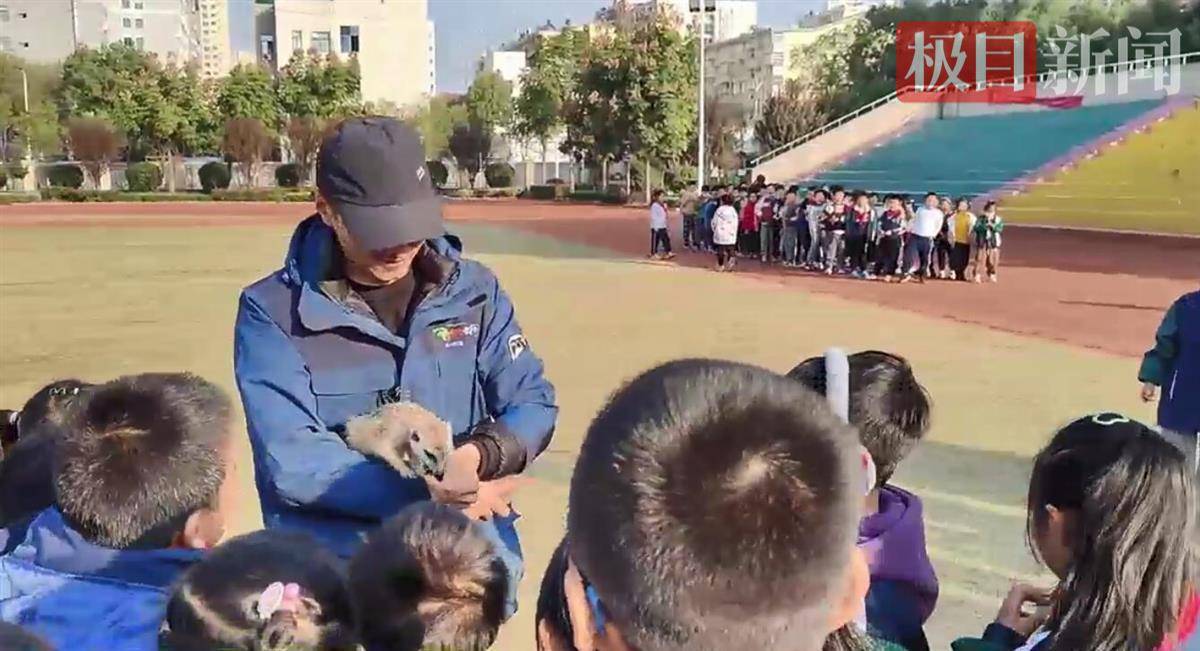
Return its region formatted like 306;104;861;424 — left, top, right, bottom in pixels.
1;54;61;162
447;120;491;186
276;52;361;119
515;30;587;178
143;64;219;191
216;64;281;127
406;96;467;161
465;70;513;135
56;44;162;145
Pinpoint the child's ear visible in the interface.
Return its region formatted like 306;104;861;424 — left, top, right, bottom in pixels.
178;508;225;550
827;547;871;633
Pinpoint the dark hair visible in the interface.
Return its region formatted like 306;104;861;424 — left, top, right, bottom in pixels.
535;538;574;646
720;194;734;205
1028;414;1198;651
925;191;938;199
0;623;52;651
813;188;827;199
54;373;232;548
984;200;997;211
349;502;507;651
787;351;931;487
11;379;92;441
164;529;357;651
652;189;664;200
955;197;970;208
568;359;862;651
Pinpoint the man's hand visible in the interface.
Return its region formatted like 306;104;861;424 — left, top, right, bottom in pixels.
462;475;526;521
425;444;481;508
1141;381;1158;403
995;583;1054;638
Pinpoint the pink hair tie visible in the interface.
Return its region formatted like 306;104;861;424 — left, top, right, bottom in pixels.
256;582;304;620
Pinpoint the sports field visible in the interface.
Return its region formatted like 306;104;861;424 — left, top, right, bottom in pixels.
1;200;1196;648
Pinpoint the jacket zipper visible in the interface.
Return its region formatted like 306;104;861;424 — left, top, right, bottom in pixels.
1168;369;1178;401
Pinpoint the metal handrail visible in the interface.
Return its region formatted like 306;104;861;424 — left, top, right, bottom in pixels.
750;50;1200;167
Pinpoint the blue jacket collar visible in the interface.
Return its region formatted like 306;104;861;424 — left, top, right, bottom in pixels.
283;215;467;341
8;507;202;589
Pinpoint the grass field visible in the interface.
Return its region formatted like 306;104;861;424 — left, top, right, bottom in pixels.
0;216;1162;648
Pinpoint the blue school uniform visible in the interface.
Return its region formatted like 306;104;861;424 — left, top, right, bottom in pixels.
0;507;202;650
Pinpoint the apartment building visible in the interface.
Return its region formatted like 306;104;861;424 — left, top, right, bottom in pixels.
627;0;757;44
0;0;205;66
192;0;230;77
255;0;433;110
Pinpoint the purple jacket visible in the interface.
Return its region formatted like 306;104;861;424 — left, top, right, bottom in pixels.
859;485;940;627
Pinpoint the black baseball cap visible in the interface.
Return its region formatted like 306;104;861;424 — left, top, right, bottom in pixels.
316;117;443;250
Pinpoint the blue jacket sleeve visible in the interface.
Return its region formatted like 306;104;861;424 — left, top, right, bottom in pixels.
233;292;428;520
477;276;558;461
1139;300;1179;386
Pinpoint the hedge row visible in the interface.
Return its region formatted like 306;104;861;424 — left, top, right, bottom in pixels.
444;187;521;199
34;188;314;202
211;188;314;202
0;192;39;205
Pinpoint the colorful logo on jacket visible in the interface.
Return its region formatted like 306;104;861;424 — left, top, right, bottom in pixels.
431;322;479;349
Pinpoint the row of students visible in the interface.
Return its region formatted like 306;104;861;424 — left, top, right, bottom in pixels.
671;185;1006;283
1;356;1196;650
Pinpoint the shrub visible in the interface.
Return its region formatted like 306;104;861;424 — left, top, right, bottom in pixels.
426;160;448;187
211;188;314;202
199;161;231;193
447;188;476;199
275;163;302;188
484;162;515;188
526;184;571;200
0;192;39;205
124;162;163;192
485;187;520;198
40;187;120;202
569;189;627;205
46;164;84;189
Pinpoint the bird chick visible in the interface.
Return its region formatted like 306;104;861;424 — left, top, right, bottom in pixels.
344;401;453;481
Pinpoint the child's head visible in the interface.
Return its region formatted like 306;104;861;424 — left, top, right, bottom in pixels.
349;502;507;651
164;530;357;651
983;200;997;216
938;196;952;212
5;378;92;447
54;372;234;550
923;192;938;208
652;189;664;202
813;188;827;203
885;194;902;211
787;351;931;489
1028;414;1198;651
853;193;870;209
832;187;845;202
567;359;869;651
0;623;52;651
720;193;734;206
955;197;970;212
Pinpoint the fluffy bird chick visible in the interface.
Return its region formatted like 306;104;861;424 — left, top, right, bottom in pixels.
344;401;453;480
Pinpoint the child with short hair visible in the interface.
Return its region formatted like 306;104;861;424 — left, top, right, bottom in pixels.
648;189;674;260
0;373;235;651
740;189;760;257
875;195;907;282
711;193;740;272
349;501;509;651
822;195;849;275
805;188;829;269
971;201;1004;283
954;414;1198;651
759;187;777;264
789;351;937;651
933;196;955;279
545;359;871;651
162;529;358;651
846;193;874;279
781;187;803;267
902;193;945;284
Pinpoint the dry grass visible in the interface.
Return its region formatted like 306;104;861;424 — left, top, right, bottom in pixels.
0;219;1151;647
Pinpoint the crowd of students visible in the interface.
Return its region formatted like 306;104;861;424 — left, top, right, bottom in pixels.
0;349;1196;651
660;184;1006;283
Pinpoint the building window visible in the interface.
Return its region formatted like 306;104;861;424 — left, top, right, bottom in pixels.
291;29;302;52
339;25;359;54
134;1;143;9
311;31;331;54
123;36;134;46
123;17;131;27
122;0;130;7
135;18;143;28
0;5;8;23
136;37;144;49
259;34;275;62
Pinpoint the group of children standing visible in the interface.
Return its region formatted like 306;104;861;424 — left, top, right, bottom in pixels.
667;184;1006;283
0;366;1196;651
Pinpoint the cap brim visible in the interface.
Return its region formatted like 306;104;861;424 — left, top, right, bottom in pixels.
333;196;445;250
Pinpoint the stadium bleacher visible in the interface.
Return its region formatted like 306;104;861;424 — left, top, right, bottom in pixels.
803;99;1163;197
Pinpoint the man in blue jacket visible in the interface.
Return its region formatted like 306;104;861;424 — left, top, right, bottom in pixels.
233;118;557;614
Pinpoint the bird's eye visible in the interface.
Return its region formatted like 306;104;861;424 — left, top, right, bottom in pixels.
411;431;420;443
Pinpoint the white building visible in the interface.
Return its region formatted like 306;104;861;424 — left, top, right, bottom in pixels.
627;0;757;44
255;0;434;110
0;0;207;66
193;0;231;78
481;49;527;95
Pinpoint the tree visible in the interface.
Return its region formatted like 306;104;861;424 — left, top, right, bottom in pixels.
704;97;745;179
67;117;123;188
754;80;828;154
216;64;280;127
277;52;361;119
222;117;273;188
56;44;161;146
447;121;492;187
466;70;513;135
1;54;61;163
406;96;467;161
143;64;219;191
284;116;325;185
515;29;587;182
